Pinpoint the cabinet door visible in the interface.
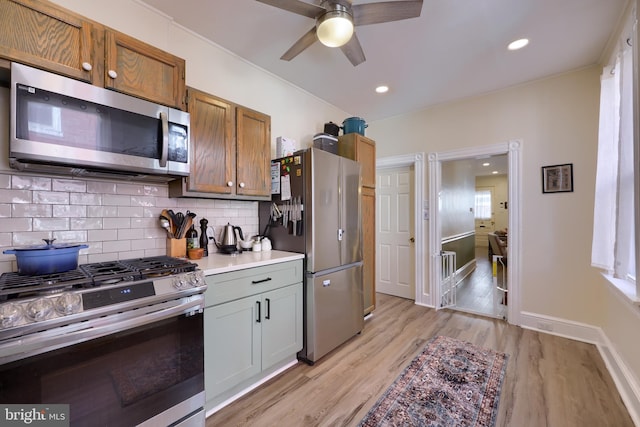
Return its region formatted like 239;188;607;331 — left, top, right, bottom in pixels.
104;29;186;110
204;296;261;400
0;0;94;82
338;134;376;188
236;106;271;197
186;88;235;194
362;187;376;315
261;283;303;370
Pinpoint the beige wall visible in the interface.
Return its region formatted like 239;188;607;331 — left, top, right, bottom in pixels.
368;67;602;325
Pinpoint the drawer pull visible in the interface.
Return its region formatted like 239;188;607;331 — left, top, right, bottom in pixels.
252;277;272;284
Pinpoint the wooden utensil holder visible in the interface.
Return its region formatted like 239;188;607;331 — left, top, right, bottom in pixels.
167;238;186;258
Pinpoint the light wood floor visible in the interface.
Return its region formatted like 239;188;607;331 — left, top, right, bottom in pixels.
456;247;507;318
205;293;633;427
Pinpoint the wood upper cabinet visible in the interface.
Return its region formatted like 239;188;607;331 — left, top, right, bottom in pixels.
0;0;186;110
185;88;235;194
339;133;376;188
0;0;95;82
236;106;271;198
339;133;376;316
170;88;271;200
104;29;186;110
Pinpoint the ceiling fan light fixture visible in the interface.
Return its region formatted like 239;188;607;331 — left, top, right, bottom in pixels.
317;7;354;48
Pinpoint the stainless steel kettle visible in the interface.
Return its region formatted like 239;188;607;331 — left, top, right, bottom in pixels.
213;223;244;254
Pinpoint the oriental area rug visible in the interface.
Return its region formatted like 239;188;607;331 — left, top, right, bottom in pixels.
359;335;508;427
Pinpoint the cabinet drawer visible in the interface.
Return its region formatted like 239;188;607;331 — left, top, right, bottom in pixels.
205;260;302;307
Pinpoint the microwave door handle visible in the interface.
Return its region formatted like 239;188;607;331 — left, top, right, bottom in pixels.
159;111;169;167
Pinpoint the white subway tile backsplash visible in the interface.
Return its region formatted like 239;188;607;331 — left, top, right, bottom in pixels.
12;231;49;246
87;181;117;194
103;217;131;229
118;228;143;240
53;230;87;243
102;239;131;253
0;189;32;204
103;194;131;206
33;191;69;205
12;204;51;218
53;205;87;218
33;217;69;231
0;233;11;247
117;206;144;218
70;193;102;206
88;229;118;242
0;172;260;272
71;218;103;230
0;174;11;189
11;175;51;191
1;218;32;232
52;179;86;193
131;196;156;207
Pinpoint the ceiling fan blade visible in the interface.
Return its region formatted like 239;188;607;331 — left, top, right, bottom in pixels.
281;26;318;61
352;0;423;26
256;0;325;19
340;33;366;66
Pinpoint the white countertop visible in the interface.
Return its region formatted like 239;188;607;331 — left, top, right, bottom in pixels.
193;250;304;275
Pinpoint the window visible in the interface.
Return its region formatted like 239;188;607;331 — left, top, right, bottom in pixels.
474;189;492;220
591;14;638;300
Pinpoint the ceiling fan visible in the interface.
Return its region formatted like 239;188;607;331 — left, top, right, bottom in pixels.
256;0;423;66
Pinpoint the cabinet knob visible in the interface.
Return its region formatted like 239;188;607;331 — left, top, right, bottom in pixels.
239;182;245;188
108;70;118;79
227;181;234;187
81;62;93;71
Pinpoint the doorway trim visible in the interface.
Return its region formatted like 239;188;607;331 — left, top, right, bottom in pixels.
377;153;426;305
428;141;522;325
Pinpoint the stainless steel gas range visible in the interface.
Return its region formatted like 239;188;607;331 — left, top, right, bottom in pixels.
0;256;207;426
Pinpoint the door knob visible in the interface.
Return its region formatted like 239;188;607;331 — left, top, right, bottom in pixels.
409;237;415;243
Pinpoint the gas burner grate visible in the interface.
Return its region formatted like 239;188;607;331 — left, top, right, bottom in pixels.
80;262;142;285
119;256;197;277
0;269;93;300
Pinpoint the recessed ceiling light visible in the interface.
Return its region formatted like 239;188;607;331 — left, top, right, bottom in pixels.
375;85;389;94
508;38;529;51
492;171;499;174
482;162;490;167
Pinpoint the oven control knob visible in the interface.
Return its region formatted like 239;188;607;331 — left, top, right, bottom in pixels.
0;303;23;329
55;292;82;315
173;275;190;289
26;298;53;322
189;271;205;288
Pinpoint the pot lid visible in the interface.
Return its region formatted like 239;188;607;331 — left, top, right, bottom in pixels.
6;239;87;251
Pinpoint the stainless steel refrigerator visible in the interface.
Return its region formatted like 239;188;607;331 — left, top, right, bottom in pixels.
259;148;364;364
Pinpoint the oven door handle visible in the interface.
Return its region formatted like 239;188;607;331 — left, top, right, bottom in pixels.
0;297;204;365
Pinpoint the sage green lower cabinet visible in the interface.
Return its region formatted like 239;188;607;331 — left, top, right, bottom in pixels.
204;260;303;411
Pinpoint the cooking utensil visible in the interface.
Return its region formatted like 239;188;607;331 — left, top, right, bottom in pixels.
159;217;174;238
3;239;89;275
342;117;368;135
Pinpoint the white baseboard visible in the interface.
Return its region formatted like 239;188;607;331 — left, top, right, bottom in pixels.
520;311;640;426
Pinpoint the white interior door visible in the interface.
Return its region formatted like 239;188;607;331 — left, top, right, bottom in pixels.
377;166;415;299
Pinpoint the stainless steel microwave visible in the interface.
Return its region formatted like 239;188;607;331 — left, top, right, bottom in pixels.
9;63;190;180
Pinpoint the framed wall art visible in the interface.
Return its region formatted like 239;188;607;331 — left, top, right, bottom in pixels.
542;163;573;193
